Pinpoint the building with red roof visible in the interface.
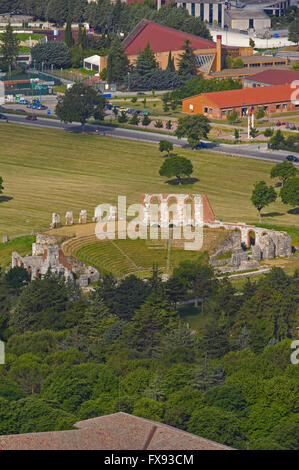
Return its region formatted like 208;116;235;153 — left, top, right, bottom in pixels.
182;83;298;119
0;412;233;450
122;19;252;75
242;69;299;88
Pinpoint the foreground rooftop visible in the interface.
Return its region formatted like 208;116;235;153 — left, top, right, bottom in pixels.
0;412;232;450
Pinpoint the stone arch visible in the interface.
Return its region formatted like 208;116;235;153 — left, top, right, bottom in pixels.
248;230;256;247
149;196;161;225
184;195;195;223
167;196;179;224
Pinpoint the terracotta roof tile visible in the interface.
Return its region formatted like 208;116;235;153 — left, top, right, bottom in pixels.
0;412;233;450
183;83;294;108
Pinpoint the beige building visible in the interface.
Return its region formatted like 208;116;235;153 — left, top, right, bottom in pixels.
223;9;271;31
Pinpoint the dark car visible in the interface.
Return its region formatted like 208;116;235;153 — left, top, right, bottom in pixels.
286;155;298;162
137;92;145;95
37;105;48;110
0;113;7;119
26;115;37;121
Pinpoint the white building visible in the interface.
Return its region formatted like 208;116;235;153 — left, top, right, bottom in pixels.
83;55;104;73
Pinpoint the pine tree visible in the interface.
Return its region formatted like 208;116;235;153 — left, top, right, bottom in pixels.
81;294;116;342
135;43;158;76
0;22;20;71
178;39;197;78
107;36;130;84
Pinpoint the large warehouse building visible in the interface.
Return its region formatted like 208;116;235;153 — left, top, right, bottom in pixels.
182;83;298;119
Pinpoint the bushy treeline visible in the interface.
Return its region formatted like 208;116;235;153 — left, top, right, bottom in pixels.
0;260;298;449
0;0;211;40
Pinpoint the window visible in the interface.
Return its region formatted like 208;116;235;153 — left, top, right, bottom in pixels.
209;4;213;24
189;104;194;111
200;3;204;21
283;103;287;109
204;107;208;113
249;18;254;29
209;108;213;114
218;4;222;26
264;106;268;111
276;104;281;110
191;3;195;16
182;3;186;8
221;110;226;116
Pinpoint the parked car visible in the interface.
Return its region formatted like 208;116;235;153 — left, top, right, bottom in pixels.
37;105;48;110
26;115;37;121
0;113;7;120
286;155;298;162
137;92;145;95
195;142;208;149
18;99;28;105
15;109;26;113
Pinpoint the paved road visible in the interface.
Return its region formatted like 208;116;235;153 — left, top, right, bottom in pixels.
3;113;299;165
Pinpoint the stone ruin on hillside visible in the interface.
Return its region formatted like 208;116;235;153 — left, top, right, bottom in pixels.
12;233;99;287
10;198;294;284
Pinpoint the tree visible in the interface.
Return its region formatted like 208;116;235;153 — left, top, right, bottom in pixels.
288;17;299;44
264;128;273;138
107;36;130;84
234;129;240;142
188;406;245;448
175;115;211;148
55;83;106;131
173;257;215;307
9;276;69;334
250;127;258;139
232;57;244;69
166;51;175;72
31;41;71;69
251;181;277;222
178;39;197;78
135;43;157;76
270;161;297;186
159;155;193;184
227;110;238;124
249;38;255;48
269;130;285;150
129;113;139;125
142;115;151;126
4;267;30;291
280;177;299;207
159;140;173;156
256;108;265;120
0;22;20;71
64;14;74;49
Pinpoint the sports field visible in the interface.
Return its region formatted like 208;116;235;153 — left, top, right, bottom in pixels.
0;122;298;242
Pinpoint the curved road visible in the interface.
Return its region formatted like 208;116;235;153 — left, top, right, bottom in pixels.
3;113;299;166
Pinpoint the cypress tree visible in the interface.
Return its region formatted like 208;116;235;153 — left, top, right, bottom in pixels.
166;51;175;72
64;14;74;49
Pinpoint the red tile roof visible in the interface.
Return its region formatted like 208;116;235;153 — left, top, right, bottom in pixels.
184;83;294;109
123;19;216;55
244;68;299;85
0;412;233;450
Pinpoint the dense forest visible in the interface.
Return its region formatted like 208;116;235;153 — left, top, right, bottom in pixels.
0;260;298;450
0;0;212;39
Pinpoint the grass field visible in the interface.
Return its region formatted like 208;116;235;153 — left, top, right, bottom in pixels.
0;123;298;243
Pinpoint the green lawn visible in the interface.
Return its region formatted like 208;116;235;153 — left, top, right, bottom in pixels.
0;123;298;243
0;236;34;268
